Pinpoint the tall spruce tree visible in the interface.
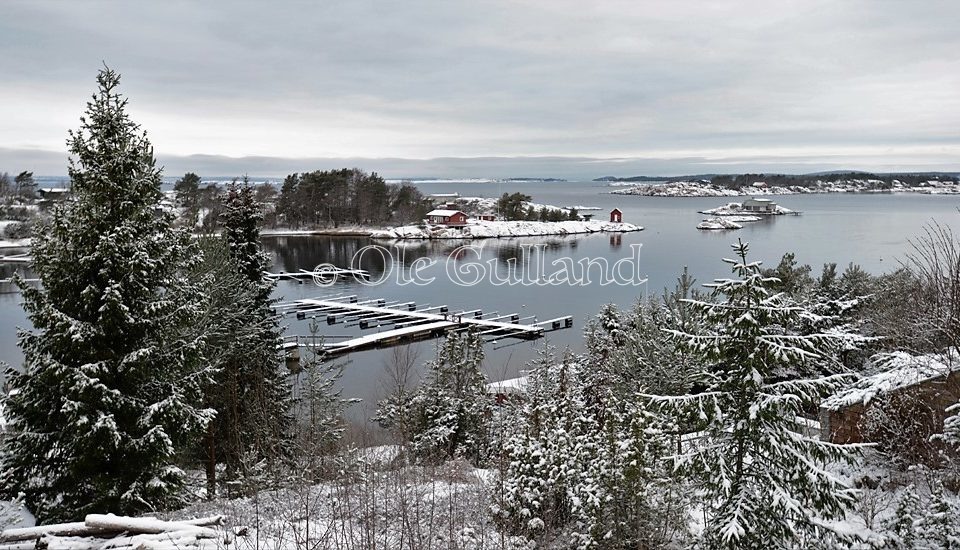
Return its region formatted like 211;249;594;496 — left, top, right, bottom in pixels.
0;68;213;522
651;241;865;549
200;180;289;494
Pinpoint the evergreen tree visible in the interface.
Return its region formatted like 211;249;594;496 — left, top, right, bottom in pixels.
292;319;353;479
583;268;704;396
173;172;201;225
376;329;492;463
200;179;289;494
495;348;687;549
0;68;213;521
651;240;865;549
13;171;35;198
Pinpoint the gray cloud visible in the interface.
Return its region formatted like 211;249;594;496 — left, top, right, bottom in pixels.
1;0;959;175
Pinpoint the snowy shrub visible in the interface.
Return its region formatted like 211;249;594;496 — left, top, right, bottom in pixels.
861;390;943;469
1;221;31;240
885;482;960;549
650;240;868;549
493;350;688;549
376;329;493;465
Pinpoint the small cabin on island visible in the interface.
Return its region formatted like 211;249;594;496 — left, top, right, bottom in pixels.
741;197;776;214
426;209;468;226
609;208;623;223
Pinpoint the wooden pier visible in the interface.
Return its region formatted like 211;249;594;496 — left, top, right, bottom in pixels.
264;267;370;283
276;295;573;358
0;253;30;264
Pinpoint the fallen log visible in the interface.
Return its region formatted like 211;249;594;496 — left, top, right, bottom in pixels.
0;524;111;544
0;514;230;549
83;516;218;539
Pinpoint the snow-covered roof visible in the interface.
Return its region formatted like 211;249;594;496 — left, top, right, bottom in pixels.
486;376;528;395
744;197;773;203
821;350;960;411
426;209;464;217
38;187;70;193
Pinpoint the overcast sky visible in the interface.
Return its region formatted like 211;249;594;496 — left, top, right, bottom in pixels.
2;0;959;178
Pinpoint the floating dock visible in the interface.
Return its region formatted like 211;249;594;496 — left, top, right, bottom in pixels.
276;294;572;358
0;253;30;264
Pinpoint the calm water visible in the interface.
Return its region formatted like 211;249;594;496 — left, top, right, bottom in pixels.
3;182;960;416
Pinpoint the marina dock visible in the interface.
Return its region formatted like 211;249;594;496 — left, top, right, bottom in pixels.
276;294;573;358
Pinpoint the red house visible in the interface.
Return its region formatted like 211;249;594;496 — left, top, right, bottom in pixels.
427;209;468;226
610;208;623;223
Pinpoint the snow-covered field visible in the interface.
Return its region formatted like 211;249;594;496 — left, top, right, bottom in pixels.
371;219;642;240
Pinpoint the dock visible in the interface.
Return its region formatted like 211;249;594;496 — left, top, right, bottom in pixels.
0;253;30;264
276;295;573;358
263;267;369;283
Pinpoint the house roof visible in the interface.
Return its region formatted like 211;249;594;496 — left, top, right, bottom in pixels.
426;209;465;217
821;350;960;411
610;208;622;213
744;197;773;203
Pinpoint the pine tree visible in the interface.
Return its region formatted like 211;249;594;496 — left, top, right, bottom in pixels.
200;179;289;494
0;68;213;522
494;349;685;549
292;319;353;479
377;329;492;464
650;240;865;549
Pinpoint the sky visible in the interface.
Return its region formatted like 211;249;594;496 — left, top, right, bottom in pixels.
1;0;959;179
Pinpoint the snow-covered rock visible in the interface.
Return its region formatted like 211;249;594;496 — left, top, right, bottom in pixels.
371;220;643;240
697;217;743;230
699;202;795;216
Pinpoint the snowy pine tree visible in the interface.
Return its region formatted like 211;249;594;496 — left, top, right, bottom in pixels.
198;179;290;494
0;68;213;521
650;240;865;549
293;319;353;480
377;329;492;464
583;268;704;397
494;349;686;549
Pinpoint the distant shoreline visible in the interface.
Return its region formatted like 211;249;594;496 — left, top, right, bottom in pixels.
609;180;960;198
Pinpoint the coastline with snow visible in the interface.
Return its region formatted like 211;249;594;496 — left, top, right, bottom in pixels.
371;219;642;240
610;179;960;197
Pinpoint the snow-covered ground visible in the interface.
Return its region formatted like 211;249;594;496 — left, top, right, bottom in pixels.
611;181;751;197
371;219;642;240
699;202;795;216
451;196;599;216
